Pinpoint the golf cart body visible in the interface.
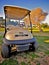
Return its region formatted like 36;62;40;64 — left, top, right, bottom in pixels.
1;5;38;58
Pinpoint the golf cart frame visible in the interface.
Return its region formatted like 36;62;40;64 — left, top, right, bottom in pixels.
4;6;32;35
1;5;38;58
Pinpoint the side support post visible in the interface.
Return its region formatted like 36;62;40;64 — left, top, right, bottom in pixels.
4;7;7;35
29;13;32;33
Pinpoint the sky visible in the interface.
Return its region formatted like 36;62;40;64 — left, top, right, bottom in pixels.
0;0;49;24
42;14;49;25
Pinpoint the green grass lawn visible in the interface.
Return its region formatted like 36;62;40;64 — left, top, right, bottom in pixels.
0;35;3;45
0;16;49;65
0;58;19;65
0;33;49;65
0;27;49;32
0;28;5;32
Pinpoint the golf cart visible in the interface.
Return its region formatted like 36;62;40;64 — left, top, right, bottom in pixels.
1;5;38;58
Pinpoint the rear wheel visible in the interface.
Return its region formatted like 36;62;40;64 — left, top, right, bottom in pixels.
1;44;10;58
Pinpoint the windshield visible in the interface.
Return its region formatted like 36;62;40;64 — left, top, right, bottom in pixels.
6;20;19;26
6;19;25;28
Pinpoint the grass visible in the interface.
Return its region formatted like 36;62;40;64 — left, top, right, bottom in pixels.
44;40;49;43
31;53;39;59
0;27;49;32
0;28;5;31
20;62;28;65
45;50;49;55
0;32;49;65
37;63;40;65
0;58;19;65
0;35;3;45
34;36;49;44
42;28;49;32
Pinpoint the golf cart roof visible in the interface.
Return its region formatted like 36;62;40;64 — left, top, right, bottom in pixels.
4;5;31;20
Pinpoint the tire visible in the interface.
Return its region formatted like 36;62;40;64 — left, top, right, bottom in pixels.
1;44;10;58
32;42;37;51
34;41;38;51
29;42;35;51
29;38;38;51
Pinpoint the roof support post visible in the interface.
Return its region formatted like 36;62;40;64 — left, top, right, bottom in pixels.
4;7;7;35
29;13;32;33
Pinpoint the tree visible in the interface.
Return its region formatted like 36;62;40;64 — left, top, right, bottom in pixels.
23;8;48;31
41;23;48;28
30;8;48;31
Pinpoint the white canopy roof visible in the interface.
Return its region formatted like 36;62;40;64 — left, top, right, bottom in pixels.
4;5;30;20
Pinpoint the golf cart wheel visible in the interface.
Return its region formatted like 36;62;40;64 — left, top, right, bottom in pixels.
1;44;10;58
29;41;38;51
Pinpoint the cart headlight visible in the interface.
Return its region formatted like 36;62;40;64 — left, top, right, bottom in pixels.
5;35;10;40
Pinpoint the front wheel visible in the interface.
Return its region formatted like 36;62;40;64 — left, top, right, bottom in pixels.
29;40;38;51
1;44;10;58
